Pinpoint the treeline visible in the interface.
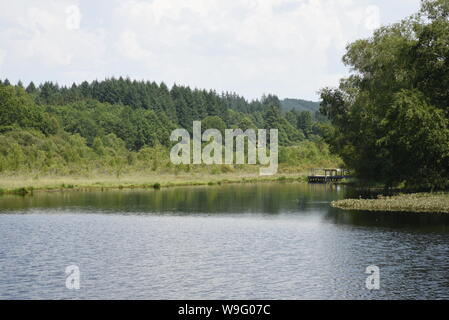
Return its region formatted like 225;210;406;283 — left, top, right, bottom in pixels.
1;77;328;148
320;0;449;189
0;77;337;175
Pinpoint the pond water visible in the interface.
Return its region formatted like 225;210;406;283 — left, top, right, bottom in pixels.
0;183;448;300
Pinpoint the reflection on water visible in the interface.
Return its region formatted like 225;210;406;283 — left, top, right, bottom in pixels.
1;183;448;232
0;183;342;214
0;183;448;299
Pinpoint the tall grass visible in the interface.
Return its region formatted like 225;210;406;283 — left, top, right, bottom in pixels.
333;193;449;213
0;129;341;177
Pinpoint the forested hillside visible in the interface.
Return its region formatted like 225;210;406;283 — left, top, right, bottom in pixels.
0;78;337;177
281;99;320;113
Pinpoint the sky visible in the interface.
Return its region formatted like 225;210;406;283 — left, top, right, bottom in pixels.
0;0;422;101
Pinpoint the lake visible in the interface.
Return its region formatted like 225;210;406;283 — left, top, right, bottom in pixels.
0;183;448;300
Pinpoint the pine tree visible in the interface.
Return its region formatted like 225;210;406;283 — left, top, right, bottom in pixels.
26;82;37;94
297;111;313;137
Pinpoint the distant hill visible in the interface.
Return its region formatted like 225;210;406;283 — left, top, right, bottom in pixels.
281;98;320;113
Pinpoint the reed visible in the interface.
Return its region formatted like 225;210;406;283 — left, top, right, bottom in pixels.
333;193;449;214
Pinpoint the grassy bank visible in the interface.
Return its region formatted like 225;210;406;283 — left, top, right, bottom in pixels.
0;128;342;195
332;193;449;214
0;170;309;195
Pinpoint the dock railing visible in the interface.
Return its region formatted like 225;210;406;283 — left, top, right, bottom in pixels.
307;168;351;183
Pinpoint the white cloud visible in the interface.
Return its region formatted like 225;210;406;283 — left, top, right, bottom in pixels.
65;5;82;30
0;0;420;99
0;48;6;72
365;5;381;30
111;0;383;99
117;30;153;62
0;0;106;82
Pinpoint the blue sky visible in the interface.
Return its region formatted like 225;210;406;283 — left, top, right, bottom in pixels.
0;0;421;101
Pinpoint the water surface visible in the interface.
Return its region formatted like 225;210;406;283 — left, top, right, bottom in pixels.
0;183;448;299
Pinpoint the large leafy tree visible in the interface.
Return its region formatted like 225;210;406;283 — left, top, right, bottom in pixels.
0;85;58;135
320;0;449;188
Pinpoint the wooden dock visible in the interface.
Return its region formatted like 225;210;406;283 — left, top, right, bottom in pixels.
307;168;351;184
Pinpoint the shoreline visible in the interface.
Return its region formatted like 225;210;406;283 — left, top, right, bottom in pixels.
2;173;448;214
0;173;309;195
332;193;449;214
